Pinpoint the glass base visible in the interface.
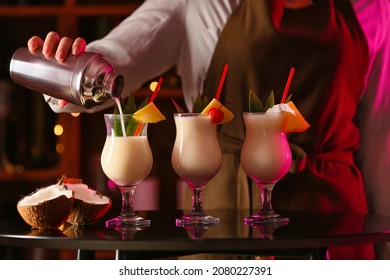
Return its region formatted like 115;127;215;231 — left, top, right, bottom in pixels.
176;212;220;227
244;212;289;225
111;226;145;240
250;222;289;239
106;215;150;228
181;223;218;240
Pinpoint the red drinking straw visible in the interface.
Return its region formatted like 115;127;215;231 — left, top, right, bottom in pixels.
281;67;295;103
150;77;163;103
134;120;143;136
215;64;229;101
135;77;163;136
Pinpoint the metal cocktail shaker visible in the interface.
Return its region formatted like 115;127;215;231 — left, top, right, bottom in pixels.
9;47;124;108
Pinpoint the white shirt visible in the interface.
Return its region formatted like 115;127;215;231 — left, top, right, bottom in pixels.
47;0;390;217
88;0;241;112
47;0;240;113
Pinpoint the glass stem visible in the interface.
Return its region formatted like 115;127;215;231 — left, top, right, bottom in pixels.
259;183;275;214
119;186;136;217
192;187;203;215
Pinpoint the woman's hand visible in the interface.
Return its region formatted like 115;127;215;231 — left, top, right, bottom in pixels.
27;31;87;108
27;31;87;63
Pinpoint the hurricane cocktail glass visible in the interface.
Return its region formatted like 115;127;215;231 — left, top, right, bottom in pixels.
240;112;292;224
172;113;222;226
101;114;153;228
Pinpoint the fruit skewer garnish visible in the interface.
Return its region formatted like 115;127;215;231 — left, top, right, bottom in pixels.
134;77;166;123
113;77;166;136
248;67;310;133
133;77;165;135
201;64;234;124
171;64;234;124
208;104;225;124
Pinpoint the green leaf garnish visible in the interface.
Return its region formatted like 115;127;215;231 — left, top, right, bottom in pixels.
124;93;137;114
192;92;203;113
112;94;149;136
126;119;138;136
137;97;149;110
171;91;209;113
248;90;264;112
113;98;124;136
113;118;124;136
249;90;290;112
201;95;209;111
264;90;275;110
191;91;210;113
284;94;293;103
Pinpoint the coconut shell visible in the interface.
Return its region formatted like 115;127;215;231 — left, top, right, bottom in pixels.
65;183;112;226
17;195;74;229
62;224;83;238
16;177;111;228
67;196;112;226
29;228;67;237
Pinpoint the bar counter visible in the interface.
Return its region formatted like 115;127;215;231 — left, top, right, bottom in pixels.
1;209;390;260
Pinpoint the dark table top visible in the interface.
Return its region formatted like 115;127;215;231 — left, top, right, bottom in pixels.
1;209;390;257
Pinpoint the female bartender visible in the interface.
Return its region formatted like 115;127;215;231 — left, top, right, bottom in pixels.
27;0;390;259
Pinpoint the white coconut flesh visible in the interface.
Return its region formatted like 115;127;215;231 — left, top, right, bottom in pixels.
17;184;73;206
65;183;112;225
66;184;110;204
17;184;74;229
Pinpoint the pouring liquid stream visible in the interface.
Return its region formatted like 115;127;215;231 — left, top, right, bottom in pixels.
113;97;127;136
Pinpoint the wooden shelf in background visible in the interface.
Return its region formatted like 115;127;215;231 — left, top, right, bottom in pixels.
0;5;139;17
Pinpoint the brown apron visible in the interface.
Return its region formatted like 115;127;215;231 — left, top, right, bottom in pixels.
200;0;373;259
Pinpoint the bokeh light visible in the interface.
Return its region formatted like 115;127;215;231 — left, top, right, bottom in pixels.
56;143;65;154
54;124;63;136
149;81;158;92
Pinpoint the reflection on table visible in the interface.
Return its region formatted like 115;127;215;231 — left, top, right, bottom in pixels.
1;209;390;260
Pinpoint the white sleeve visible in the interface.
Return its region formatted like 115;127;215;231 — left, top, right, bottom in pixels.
87;0;187;97
47;0;187;114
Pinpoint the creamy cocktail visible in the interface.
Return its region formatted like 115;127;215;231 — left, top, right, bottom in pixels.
172;113;222;226
101;113;152;228
240;112;291;183
101;136;152;187
172;113;222;189
240;111;292;224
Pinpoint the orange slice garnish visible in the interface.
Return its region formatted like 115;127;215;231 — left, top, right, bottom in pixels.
134;102;166;123
280;101;310;133
201;98;234;124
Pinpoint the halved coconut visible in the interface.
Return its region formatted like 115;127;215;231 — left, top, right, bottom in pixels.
62;224;83;238
17;183;74;229
65;182;112;226
29;228;67;237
